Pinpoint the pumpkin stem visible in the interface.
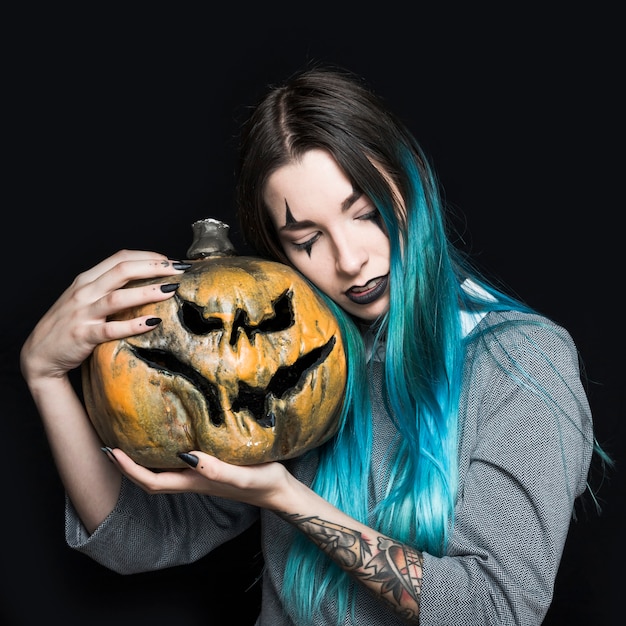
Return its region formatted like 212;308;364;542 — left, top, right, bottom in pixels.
186;218;237;259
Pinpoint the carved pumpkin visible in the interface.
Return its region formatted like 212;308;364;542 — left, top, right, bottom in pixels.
82;219;347;468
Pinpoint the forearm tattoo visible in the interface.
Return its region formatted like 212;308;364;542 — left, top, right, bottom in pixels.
277;512;423;622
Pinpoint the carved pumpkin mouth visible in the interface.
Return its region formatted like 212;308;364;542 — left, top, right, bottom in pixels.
128;335;337;429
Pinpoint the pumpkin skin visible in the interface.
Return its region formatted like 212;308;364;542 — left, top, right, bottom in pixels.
82;255;347;468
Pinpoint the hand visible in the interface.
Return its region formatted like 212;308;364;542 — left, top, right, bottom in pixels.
104;447;291;510
20;249;190;383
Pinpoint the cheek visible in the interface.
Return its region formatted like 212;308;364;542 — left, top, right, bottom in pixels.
284;252;334;290
370;221;391;249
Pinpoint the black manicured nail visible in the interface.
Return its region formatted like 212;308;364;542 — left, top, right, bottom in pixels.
178;452;199;468
101;446;118;463
160;283;179;293
172;262;192;270
146;317;162;327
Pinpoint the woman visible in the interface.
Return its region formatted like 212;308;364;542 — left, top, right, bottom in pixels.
20;66;609;625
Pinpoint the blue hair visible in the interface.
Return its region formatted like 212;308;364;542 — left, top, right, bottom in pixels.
281;148;468;621
235;65;613;625
280;147;612;624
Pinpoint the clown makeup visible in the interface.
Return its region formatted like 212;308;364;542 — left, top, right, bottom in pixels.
264;149;391;323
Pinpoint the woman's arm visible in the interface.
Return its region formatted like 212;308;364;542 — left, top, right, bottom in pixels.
108;445;423;623
274;480;423;623
20;249;189;533
24;374;122;533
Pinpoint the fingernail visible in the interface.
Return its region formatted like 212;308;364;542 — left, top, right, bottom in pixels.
160;283;179;293
101;446;118;463
146;317;162;327
172;262;192;270
178;452;199;468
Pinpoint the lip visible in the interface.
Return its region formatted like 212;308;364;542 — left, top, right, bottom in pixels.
346;275;389;305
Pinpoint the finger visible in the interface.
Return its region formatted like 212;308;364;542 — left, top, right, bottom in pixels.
76;250;172;286
92;315;165;344
176;452;280;507
178;451;231;479
80;255;190;299
74;257;192;327
93;280;181;322
178;451;260;489
108;447;206;494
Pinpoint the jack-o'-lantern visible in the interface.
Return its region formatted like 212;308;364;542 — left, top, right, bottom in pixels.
82;218;347;468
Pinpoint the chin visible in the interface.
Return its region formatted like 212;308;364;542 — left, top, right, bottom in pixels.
350;302;389;324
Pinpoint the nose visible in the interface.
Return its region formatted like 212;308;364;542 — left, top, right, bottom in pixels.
333;235;368;276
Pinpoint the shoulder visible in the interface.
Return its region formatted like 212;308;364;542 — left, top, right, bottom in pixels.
466;309;580;367
461;309;588;422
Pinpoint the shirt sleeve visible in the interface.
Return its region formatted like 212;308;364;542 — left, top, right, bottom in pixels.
65;475;259;574
420;315;594;625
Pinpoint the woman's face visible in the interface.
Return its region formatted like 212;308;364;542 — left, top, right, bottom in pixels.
264;149;391;323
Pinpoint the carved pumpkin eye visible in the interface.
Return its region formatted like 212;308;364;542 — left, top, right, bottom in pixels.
82;220;347;468
178;289;294;346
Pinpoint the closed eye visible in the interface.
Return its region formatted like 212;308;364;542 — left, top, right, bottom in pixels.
358;208;384;231
358;209;379;221
291;232;321;257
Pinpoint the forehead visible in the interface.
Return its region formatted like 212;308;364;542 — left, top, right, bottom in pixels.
264;150;353;223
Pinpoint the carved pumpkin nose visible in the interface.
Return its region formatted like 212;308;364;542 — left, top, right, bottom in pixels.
82;219;347;468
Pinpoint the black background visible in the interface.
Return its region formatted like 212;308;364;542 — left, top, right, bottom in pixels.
2;5;623;625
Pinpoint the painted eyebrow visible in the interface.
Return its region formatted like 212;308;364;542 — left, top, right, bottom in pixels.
279;189;363;232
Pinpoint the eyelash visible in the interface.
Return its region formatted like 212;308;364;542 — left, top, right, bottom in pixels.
291;209;381;256
359;209;380;223
292;234;320;256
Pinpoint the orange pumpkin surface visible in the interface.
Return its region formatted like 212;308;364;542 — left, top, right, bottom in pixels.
82;220;347;468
